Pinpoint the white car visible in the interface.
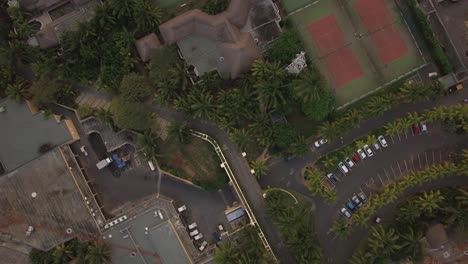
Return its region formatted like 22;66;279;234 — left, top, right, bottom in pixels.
199;241;208;251
194;233;204;241
80;146;88;156
177;205;187;213
351;195;363;208
188;222;197;230
377;135;388;148
344;158;355;168
363;144;374;157
358;192;367;202
189;229;199;237
314;138;327;148
338;162;349;174
340;208;351;218
356;149;366;159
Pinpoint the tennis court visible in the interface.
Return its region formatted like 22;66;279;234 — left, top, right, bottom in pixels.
284;0;425;106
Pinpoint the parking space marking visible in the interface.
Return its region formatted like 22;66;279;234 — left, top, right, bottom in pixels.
382;168;392;183
439;151;442;162
405;130;409;139
417;153;422;169
377;173;385;186
390;165;397;179
432;150;435;163
424;152;429;166
403;159;409;172
396;161;403;175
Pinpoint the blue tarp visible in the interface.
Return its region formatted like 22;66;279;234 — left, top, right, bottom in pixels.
226;207;245;222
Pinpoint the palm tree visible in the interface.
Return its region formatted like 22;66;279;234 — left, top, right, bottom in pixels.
133;0;162;33
330;220;351;239
229;128;251;150
290;68;326;103
52;243;74;264
367;225;401;257
109;0;134;20
350;251;376;264
168;63;190;92
399;83;431;102
189;89;218;120
396;200;420;224
415;190;445;216
344;108;362;126
354;140;366;149
400;227;423;262
214;242;238;263
138;131;159;160
250;159;268;178
317;121;339;140
455;188;468;208
6;77;30;102
168;122;191;144
367;96;388;116
365;134;377;146
251;60;284;81
384;121;401;137
85;242;111;264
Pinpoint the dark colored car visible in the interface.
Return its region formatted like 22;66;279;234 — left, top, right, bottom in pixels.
346;201;357;213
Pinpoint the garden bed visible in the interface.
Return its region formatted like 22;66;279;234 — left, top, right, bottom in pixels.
158;136;228;190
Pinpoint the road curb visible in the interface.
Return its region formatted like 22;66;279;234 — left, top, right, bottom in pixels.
158;169;203;189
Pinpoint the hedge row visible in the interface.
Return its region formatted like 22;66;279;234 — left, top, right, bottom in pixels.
407;0;452;75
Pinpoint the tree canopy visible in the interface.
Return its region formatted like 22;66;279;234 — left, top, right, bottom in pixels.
119;73;151;102
110;97;152;131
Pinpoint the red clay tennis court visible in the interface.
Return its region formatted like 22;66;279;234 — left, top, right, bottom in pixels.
324;48;363;88
355;0;392;32
307;15;346;56
370;26;408;64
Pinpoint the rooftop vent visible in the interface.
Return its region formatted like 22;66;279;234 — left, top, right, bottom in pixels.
219;57;224;62
0;106;5;113
31;192;37;198
66;228;73;234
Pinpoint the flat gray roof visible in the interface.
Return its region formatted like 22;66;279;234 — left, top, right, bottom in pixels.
104;208;191;264
0;147;100;251
0;99;72;172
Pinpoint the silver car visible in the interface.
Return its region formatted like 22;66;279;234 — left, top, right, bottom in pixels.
351;195;363;208
377;135;388;148
338;162;349;174
363;144;374;157
340;208;351;218
356;149;366;159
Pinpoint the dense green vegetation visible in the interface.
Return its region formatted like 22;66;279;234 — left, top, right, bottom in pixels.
110;97;152;131
407;0;452;75
265;190;323;263
303;167;337;203
30;239;111;264
214;225;275;263
202;0;230;15
350;186;468;264
266;28;304;66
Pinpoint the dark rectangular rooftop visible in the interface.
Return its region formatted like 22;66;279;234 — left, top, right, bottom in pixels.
0;99;72;172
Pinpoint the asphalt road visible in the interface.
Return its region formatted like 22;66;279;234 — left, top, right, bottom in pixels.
259;88;468;263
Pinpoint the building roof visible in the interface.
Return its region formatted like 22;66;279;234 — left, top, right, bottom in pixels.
135;33;161;62
0;246;29;264
0;99;73;173
159;0;262;79
35;25;59;49
0;147;100;251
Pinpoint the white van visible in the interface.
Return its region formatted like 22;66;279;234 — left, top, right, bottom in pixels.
199;241;208;251
338;162;349;174
194;233;204;241
189;229;199;237
148;161;155;171
188;222;197;230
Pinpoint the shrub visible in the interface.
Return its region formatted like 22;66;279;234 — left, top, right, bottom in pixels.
202;0;230;15
110;97;152;131
266;29;304;65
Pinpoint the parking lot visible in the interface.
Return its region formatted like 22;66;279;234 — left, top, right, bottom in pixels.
319;121;467;239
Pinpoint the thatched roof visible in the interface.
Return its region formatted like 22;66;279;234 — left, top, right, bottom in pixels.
159;0;262;79
135;33;161;62
35;25;59;49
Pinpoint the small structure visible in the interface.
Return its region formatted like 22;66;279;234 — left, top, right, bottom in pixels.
286;51;307;75
135;33;161;62
424;223;465;263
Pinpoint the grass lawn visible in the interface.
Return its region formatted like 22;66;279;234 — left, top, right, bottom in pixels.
158;136;228;190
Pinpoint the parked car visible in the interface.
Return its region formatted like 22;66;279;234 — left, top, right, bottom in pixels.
213;232;221;242
177;205;187;213
326;173;339;184
419;121;428;133
344;158;355;168
194;233;204;241
189;229;199;237
218;224;224;232
346;201;357;213
188;222;197;230
80;146;88;156
412;124;421;135
373;142;381;151
353;153;360;162
338;162;349;174
377;135;388;147
363;144;374;157
199;241;208;251
357;192;367;202
356;149;366;159
314;138;328;148
351;195;363;208
340;208;351;218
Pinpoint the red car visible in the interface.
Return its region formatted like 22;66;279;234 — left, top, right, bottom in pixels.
353;153;360;162
412;124;421;135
